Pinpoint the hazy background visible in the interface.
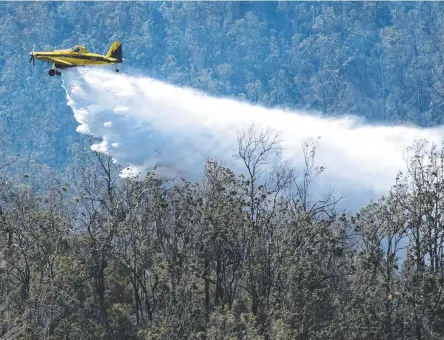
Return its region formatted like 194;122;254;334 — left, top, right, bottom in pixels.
63;68;443;210
2;1;444;203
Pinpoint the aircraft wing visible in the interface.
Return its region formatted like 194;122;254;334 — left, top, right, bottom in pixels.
47;57;74;66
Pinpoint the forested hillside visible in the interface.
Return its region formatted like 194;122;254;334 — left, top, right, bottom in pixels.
2;2;444;168
2;130;444;339
2;1;444;339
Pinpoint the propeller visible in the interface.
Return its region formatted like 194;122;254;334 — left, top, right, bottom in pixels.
29;46;35;66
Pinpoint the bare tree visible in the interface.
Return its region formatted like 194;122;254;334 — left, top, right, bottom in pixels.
291;137;342;220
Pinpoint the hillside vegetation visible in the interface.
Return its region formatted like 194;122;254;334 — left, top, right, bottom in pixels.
2;131;444;339
2;2;444;167
2;2;444;339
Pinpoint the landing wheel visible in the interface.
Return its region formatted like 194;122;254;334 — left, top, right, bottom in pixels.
55;70;61;76
115;68;120;73
48;69;55;77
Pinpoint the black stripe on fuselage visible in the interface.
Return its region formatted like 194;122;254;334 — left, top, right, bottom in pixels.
63;54;119;62
35;54;115;62
61;55;107;62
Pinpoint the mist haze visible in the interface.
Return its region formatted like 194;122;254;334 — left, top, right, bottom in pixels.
63;68;444;209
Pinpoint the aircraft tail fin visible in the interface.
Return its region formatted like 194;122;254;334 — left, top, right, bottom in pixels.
106;42;122;62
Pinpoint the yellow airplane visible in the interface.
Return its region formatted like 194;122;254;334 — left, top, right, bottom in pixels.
29;41;123;76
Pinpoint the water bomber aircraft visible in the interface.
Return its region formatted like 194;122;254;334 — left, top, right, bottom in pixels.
29;41;123;76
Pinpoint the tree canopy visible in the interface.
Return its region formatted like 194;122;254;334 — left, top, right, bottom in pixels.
2;2;444;339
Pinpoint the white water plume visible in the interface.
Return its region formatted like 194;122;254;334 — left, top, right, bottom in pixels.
61;68;444;210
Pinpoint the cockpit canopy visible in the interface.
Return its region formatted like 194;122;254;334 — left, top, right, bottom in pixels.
71;45;88;53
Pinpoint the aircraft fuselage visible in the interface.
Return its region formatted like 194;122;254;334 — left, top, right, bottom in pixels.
29;42;123;75
33;51;119;68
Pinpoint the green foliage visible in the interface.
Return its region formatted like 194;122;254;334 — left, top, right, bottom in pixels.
2;2;444;174
4;2;444;338
2;132;444;339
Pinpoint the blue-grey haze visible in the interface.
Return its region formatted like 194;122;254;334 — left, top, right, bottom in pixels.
1;1;443;173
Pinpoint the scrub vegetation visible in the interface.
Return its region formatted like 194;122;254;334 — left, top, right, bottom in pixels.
2;2;444;339
2;131;444;339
